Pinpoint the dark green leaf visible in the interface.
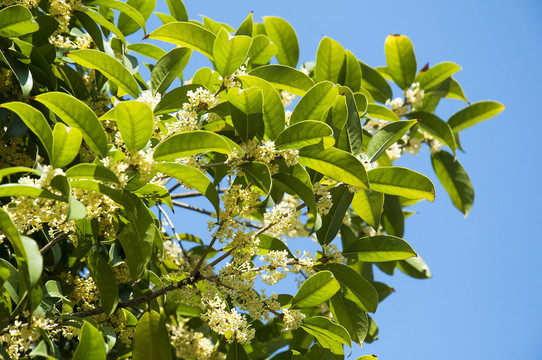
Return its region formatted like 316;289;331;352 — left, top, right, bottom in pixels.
151;47;192;94
226;342;249;360
407;111;456;153
87;249;119;316
329;293;368;346
397;256;431;279
73;322;106;360
153;84;201;115
154;131;242;160
316;186;353;245
351;190;384;230
118;0;155;36
302;316;351;355
367;120;418;162
359;61;393;103
133;310;172;360
239;161;272;195
0;5;39;37
291;270;340;308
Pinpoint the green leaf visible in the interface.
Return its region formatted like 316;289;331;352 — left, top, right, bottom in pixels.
0;52;32;100
153;84;201;115
148;22;216;60
0;184;65;201
65;164;120;185
87;0;147;34
83;9;126;45
368;167;435;201
236;75;284;140
448;101;505;132
367;120;418;162
290;81;337;125
329;293;368;346
236;12;253;36
302;316;351;355
0;167;41;182
227;87;264;141
272;167;318;221
397;256;432;279
298;146;369;189
128;43;167;61
339;86;363;157
384;34;417;90
226;342;249;360
431;150;474;216
263;16;299;67
314;37;346;84
319;263;378;313
256;234;293;256
419;62;461;90
275;120;334;150
86;249;119;316
114;101;154;151
117;0;155;36
291;270;340;308
133;310;172;360
151;47;192;94
316;186;353;245
34;92;108;157
213;28;252;76
50;175;87;221
343;235;417;262
357;356;378;360
0;5;39;37
154;12;176;25
239;161;272;195
249;65;314;96
52;123;82;168
73;322;106;360
67;50;140;98
155;162;220;213
407;111;456;153
164;0;188;21
343;50;362;93
366;104;399;122
0;102;53;159
154;131;242;160
351;190;384;230
359;61;393;103
248;35;276;65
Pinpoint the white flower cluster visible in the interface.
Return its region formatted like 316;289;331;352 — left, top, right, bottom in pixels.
165;87;219;136
386;142;402;161
70;275;100;311
406;82;424;109
282;308;305;332
292;250;317;274
0;313;57;359
260;250;290;285
0;0;38;8
263;201;301;238
313;183;333;215
402;136;422;155
244;140;299;174
321;244;345;264
363;118;388;134
137;90;162;111
280;90;296;107
202;296;255;345
424;133;443;153
169;324;217;360
222;66;247;89
385;97;409;117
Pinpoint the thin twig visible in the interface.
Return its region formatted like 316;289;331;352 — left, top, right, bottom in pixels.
172;201;214;216
157;203;187;256
171;188;228;199
40;232;68;254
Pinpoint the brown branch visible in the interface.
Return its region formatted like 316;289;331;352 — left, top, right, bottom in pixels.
40;232;68;254
171;201;214;216
171;188;227;199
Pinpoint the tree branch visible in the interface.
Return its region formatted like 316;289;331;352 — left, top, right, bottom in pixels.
40;232;68;254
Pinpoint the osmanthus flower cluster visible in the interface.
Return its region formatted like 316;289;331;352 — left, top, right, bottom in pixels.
0;1;504;359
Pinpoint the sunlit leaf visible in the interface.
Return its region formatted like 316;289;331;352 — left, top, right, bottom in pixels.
263;16;299;67
249;65;314;96
384;34;417;90
368;167;435;201
343;235;417;262
291;271;340;308
133;310;172;360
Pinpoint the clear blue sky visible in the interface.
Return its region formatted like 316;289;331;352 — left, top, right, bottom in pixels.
148;1;542;358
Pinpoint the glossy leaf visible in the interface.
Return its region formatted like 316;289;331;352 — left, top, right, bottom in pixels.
117;0;155;36
155;162;220;213
88;0;146;34
431;150;474;216
291;270;340;308
339;85;363;157
420;62;461;90
228;87;264;141
329;293;368;346
83;9;126;45
302;316;351;355
366;104;400;122
236;12;253;36
298;146;369;189
384;34;417;90
154;131;242;160
351;190;384;230
87;249;119;316
133;310;172;360
52;123;82;168
314;37;346;83
127;43;167;61
398;256;432;279
240;161;272;195
0;167;40;182
72;322;106;360
213;28;252;76
343;50;362;92
226;342;249;360
248;35;276;65
164;0;188;21
249;65;314;96
67;50;140;98
0;102;53;158
35;92;108;157
0;184;65;201
0;52;32;100
368;167;435;201
290;81;337;125
359;61;393;103
407;111;456;152
153;84;201;115
316;186;353;245
319;263;378;313
448;101;505;132
151;47;192;94
148;22;216;60
367;120;418;162
65;164;120;185
114;101;154;151
236;75;284;139
263;16;299;67
343;235;417;262
275;120;334;150
0;5;39;37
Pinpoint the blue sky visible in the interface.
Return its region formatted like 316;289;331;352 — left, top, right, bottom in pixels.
148;0;542;358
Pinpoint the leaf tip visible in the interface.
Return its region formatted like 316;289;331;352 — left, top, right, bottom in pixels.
142;34;150;40
420;62;429;72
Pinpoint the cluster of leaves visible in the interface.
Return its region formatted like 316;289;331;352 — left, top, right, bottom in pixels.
0;0;503;359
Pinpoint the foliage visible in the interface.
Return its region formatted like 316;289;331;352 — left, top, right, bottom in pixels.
0;0;503;359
